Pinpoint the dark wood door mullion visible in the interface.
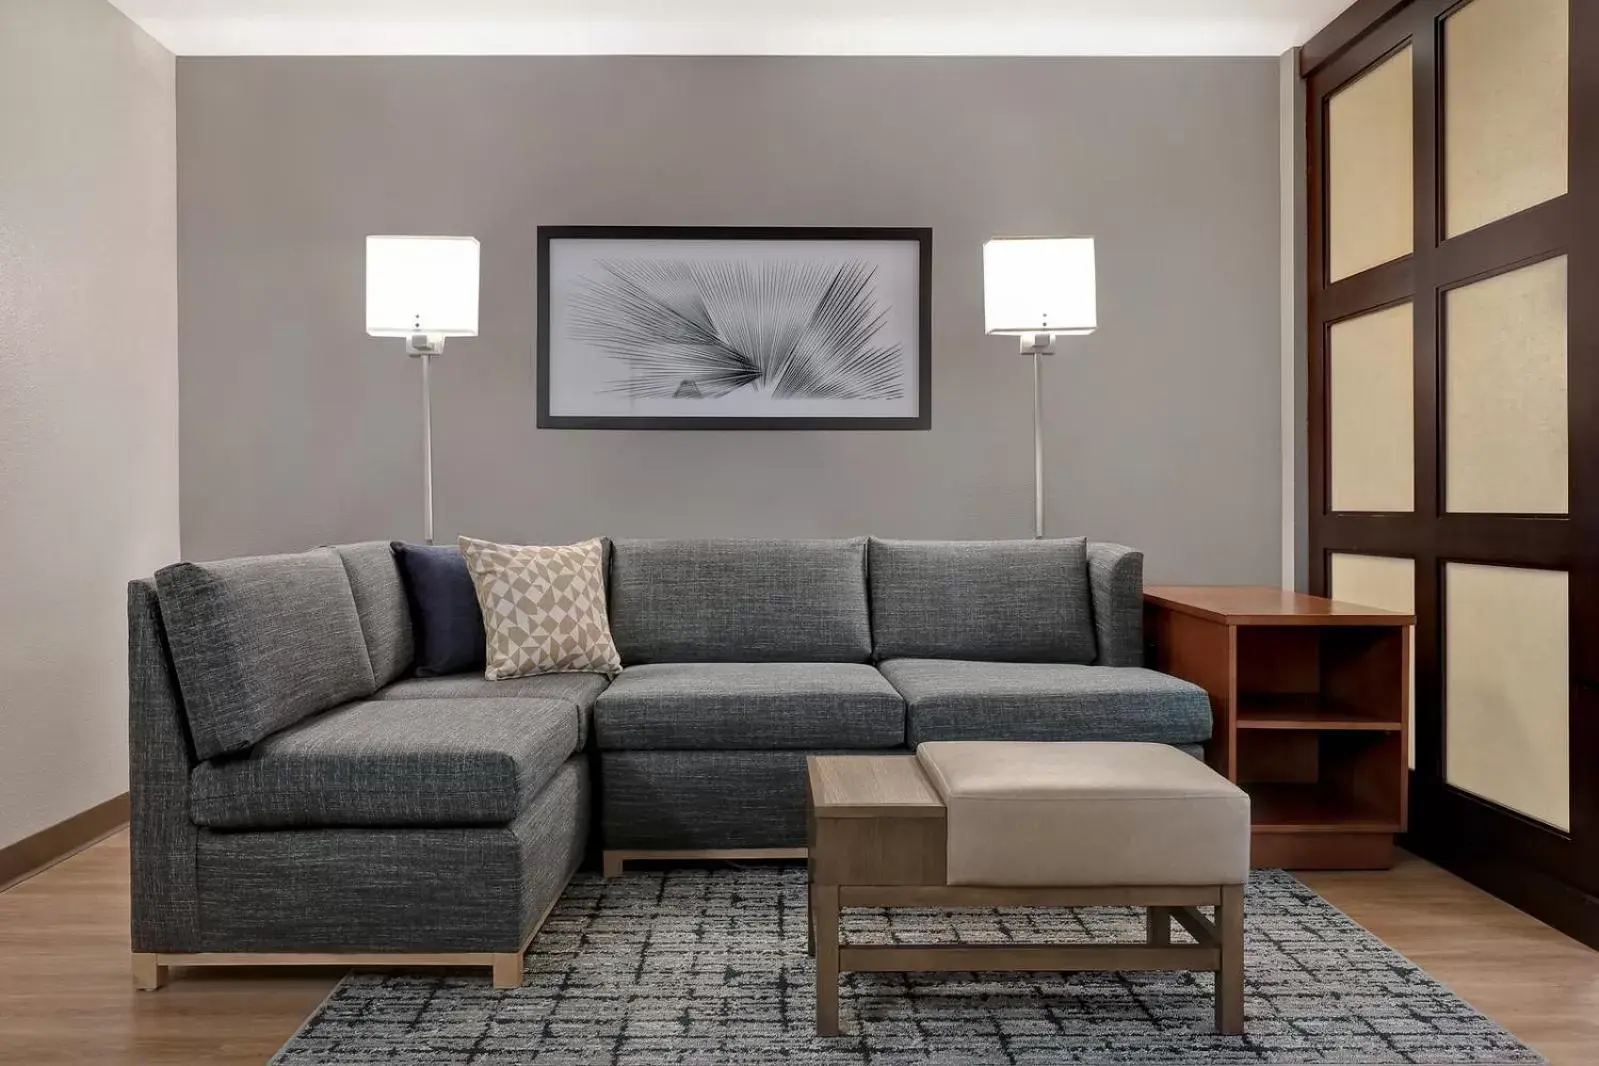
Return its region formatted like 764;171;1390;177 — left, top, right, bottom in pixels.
1306;58;1330;600
1410;5;1445;784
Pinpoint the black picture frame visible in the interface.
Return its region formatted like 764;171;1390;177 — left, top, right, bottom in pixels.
536;225;932;430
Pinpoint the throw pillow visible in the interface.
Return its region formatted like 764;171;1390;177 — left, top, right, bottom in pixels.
389;542;486;677
458;536;622;680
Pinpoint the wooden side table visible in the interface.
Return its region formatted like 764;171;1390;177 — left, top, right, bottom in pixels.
1143;586;1414;870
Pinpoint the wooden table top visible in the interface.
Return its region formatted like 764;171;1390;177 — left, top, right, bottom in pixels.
1144;585;1415;627
807;755;946;819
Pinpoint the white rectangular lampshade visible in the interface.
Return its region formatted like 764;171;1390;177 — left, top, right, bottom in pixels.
983;237;1097;336
365;235;480;337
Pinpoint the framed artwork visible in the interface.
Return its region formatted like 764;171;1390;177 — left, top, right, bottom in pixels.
537;226;931;429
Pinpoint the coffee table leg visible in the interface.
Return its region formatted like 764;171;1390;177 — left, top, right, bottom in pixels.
806;848;816;957
1216;883;1245;1035
1146;906;1172;946
812;882;840;1036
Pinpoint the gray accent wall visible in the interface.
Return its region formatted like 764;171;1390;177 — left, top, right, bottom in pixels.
0;0;178;848
178;57;1281;584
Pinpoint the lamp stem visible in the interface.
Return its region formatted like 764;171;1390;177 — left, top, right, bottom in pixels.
1032;348;1044;540
421;351;434;546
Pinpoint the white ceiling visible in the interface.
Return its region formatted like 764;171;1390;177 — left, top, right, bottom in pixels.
108;0;1355;57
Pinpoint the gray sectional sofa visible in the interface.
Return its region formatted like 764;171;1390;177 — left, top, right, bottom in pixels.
130;536;1211;986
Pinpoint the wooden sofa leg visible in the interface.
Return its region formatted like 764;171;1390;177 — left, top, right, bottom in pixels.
132;953;167;991
492;952;524;989
602;851;625;879
1215;883;1245;1035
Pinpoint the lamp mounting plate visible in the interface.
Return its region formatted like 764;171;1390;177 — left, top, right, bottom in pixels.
406;333;447;357
1019;332;1056;357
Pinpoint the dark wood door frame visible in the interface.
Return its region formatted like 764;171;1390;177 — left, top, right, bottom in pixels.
1303;0;1599;946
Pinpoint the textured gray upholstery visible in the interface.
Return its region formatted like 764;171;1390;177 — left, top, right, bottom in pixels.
593;663;904;751
190;698;580;829
608;538;871;664
193;757;588;952
375;672;609;706
334;541;414;686
128;580;201;953
154;549;377;759
879;659;1213;746
376;672;609;747
128;535;1193;959
1088;542;1145;667
868;538;1097;663
601;749;855;849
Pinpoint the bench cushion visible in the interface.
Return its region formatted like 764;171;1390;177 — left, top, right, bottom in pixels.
190;697;580;829
879;659;1212;746
155;549;378;760
868;538;1096;663
917;741;1250;887
594;662;904;750
607;539;871;664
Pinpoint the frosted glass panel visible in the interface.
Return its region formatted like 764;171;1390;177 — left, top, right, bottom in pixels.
1444;0;1568;237
1330;303;1414;512
1331;554;1416;768
1328;47;1414;281
1445;563;1570;831
1445;256;1567;514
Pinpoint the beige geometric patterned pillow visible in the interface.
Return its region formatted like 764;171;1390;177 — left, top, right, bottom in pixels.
458;536;621;680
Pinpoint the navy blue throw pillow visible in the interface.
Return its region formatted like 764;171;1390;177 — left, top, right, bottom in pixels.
389;542;486;677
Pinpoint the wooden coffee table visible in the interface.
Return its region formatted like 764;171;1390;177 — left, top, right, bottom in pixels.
804;753;1244;1038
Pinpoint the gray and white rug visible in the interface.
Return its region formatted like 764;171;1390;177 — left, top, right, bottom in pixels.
273;866;1542;1065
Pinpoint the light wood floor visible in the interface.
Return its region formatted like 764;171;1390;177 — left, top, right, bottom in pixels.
1;832;1595;1065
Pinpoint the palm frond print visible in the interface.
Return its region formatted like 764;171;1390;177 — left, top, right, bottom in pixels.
568;258;905;400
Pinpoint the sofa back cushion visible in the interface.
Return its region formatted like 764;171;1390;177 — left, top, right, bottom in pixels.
333;542;413;687
608;538;871;664
154;548;378;759
868;538;1097;663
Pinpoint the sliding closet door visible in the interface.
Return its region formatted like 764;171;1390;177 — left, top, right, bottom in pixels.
1306;0;1599;944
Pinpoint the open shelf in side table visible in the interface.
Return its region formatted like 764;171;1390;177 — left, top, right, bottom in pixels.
1144;587;1413;870
1236;694;1403;731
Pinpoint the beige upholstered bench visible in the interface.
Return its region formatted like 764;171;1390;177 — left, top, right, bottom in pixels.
806;741;1251;1037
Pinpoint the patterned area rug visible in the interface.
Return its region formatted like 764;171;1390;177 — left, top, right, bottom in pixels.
272;866;1542;1065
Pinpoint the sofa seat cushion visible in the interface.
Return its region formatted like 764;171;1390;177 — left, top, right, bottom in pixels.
376;672;609;704
593;663;904;750
879;659;1211;747
189;697;580;829
374;672;610;746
